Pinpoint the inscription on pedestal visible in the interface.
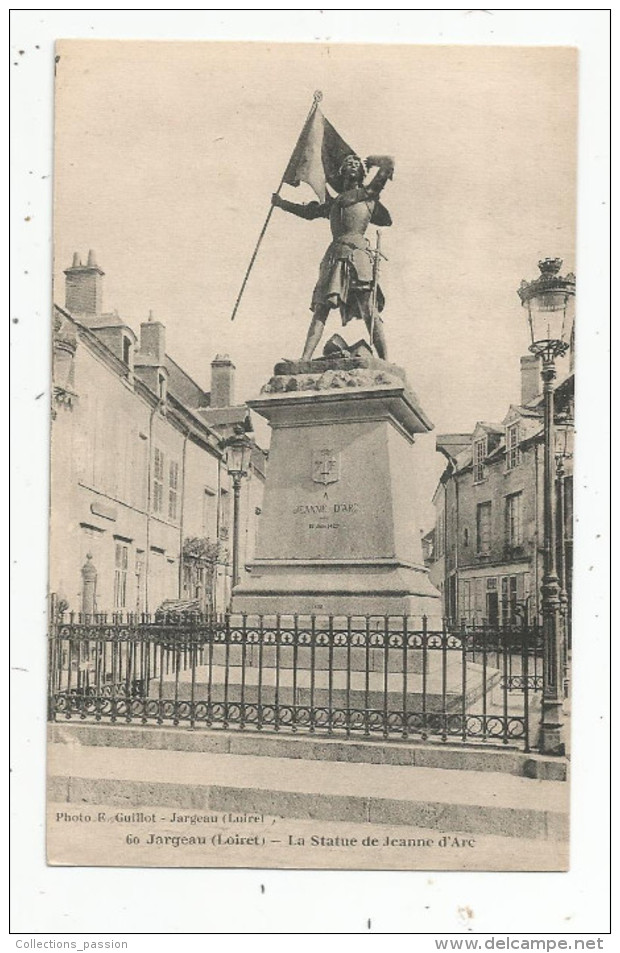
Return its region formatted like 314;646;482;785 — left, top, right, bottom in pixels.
293;502;359;516
294;499;359;531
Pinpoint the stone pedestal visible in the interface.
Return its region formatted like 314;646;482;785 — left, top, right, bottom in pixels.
232;358;441;620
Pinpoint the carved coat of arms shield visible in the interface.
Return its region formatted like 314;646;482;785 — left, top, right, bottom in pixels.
311;448;340;485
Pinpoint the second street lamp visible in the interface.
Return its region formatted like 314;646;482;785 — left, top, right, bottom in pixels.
224;428;253;592
518;257;575;756
556;420;573;698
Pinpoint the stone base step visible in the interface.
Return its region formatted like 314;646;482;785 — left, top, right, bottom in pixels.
48;743;569;846
49;721;567;780
150;660;499;713
171;644;468;673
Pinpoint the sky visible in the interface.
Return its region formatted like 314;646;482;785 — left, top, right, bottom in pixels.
53;41;577;528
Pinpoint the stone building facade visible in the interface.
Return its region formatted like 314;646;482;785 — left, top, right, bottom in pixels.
428;355;574;626
50;252;266;616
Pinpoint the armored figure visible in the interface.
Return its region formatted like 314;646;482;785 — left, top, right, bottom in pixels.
272;154;394;361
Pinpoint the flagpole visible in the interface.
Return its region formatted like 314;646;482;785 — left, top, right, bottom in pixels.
230;90;323;322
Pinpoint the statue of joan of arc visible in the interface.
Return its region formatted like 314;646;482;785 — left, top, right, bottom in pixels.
272;153;394;361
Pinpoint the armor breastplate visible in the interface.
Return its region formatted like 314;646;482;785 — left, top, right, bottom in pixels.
329;189;374;240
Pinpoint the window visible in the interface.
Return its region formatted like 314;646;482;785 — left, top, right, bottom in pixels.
255;506;262;548
505;492;523;548
473;438;487;483
460;579;471;621
122;336;131;366
476;502;492;555
202;487;216;536
501;575;518;624
474;578;484;619
150;547;165;612
114;543;129;609
506;423;520;470
435;511;445;558
134;550;144;614
158;374;166;400
168;460;179;520
564;475;573;542
219;487;230;539
195;565;205;600
183;563;192;598
133;434;148;510
463;527;469;548
153;448;164;513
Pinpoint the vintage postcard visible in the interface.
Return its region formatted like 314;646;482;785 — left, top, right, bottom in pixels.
47;40;577;871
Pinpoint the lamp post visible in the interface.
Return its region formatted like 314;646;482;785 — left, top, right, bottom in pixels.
556;422;573;697
224;428;253;591
518;258;575;755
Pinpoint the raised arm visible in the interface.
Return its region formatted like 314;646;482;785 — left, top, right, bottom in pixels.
364;156;395;197
271;194;330;220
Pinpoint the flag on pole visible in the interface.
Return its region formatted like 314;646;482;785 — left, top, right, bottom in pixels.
283;107;355;203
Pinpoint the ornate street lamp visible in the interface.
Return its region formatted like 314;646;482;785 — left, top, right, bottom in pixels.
518;258;575;755
556;419;573;698
224;428;253;590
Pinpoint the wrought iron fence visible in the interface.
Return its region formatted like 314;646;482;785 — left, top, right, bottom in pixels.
47;612;543;751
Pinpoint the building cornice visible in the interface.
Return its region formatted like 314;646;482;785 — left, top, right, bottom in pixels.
54;303;224;459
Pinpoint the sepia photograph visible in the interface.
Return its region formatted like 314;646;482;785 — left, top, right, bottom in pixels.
43;38;580;874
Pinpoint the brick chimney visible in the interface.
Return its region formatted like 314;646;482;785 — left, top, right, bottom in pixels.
210;354;236;408
520;354;540;405
139;310;166;364
64;250;104;315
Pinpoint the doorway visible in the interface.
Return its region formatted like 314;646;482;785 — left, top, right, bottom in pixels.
486;590;499;626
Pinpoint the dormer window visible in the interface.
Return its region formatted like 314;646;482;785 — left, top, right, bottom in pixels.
473;438;487;484
506;422;520;470
122;336;132;366
158;373;166;401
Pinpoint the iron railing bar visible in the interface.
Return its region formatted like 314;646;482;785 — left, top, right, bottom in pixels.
328;615;334;735
223;613;231;729
346;616;352;738
383;615;389;739
309;615;316;734
292;614;299;732
240;613;247;730
364;616;371;738
189;631;197;729
274;614;281;733
461;620;467;743
502;624;509;746
257;614;264;731
157;640;165;725
206;616;214;726
421;615;428;741
522;621;530;752
402;614;408;740
482;621;488;741
441;619;448;743
173;640;181;726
